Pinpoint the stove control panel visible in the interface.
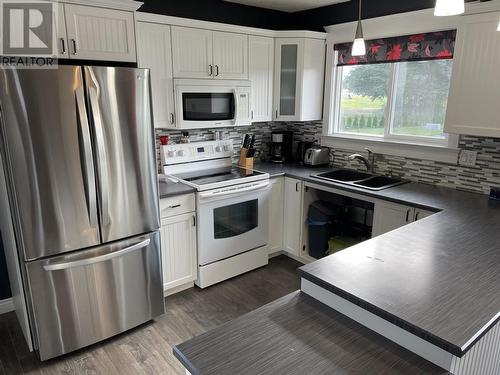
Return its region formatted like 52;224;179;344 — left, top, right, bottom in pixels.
161;140;233;165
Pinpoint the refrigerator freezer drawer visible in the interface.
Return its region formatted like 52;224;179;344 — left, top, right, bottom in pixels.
25;231;164;360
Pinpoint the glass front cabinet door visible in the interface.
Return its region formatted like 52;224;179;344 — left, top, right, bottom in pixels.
273;37;326;122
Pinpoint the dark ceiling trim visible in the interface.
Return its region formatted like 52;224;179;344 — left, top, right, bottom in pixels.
137;1;487;32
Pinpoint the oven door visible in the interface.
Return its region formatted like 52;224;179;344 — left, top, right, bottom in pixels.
197;181;270;266
175;84;237;129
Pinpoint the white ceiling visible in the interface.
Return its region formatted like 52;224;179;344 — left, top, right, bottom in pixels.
224;0;349;13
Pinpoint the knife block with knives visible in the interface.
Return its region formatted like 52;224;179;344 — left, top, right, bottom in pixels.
239;134;256;169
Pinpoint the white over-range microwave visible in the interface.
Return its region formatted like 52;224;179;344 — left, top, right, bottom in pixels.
174;79;252;129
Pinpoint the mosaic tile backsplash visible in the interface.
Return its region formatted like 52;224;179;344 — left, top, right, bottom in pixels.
156;121;500;195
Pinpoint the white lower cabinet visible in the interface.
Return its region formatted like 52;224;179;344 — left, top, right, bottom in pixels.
268;177;284;254
283;177;303;257
159;194;197;295
414;208;434;222
372;201;415;237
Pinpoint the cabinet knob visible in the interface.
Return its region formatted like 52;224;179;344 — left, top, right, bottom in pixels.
209;65;213;76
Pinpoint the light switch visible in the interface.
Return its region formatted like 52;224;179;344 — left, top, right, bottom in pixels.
458;150;478;167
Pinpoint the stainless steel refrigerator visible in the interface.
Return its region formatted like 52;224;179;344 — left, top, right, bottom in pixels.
0;66;164;360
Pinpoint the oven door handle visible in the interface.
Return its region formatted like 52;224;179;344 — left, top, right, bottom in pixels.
198;181;269;200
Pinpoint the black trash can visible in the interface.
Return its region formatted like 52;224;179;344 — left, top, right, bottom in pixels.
306;201;345;259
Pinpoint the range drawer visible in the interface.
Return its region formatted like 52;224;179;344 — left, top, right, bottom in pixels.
160;193;195;218
26;232;164;360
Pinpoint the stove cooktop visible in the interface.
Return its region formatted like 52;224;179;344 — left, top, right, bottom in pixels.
170;166;268;190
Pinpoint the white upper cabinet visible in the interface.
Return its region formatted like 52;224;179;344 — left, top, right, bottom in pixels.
274;38;325;122
171;26;213;79
249;36;274;122
136;22;175;129
212;31;248;79
171;27;248;79
444;12;500;137
64;4;136;62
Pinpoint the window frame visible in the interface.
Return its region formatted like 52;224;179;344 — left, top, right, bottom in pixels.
319;9;481;163
332;61;454;148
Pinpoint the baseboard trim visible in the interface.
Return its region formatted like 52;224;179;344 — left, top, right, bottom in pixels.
164;282;195;297
0;297;14;315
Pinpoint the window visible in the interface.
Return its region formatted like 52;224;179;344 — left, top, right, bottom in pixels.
335;59;453;145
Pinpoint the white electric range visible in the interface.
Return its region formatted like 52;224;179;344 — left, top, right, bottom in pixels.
161;140;270;288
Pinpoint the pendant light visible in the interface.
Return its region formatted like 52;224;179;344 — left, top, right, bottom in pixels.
351;0;366;56
434;0;465;16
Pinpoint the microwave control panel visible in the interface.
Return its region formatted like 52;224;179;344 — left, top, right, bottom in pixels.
161;140;233;165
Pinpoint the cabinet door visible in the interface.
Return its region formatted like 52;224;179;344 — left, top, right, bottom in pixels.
171;26;213;79
249;36;274;122
137;22;175;129
64;4;136;62
444;12;500;137
212;31;248;79
31;2;67;58
268;177;284;254
274;38;304;121
283;178;303;256
372;202;414;237
160;213;197;292
414;209;434;222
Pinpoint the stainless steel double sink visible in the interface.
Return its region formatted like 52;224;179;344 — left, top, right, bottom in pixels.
312;169;408;191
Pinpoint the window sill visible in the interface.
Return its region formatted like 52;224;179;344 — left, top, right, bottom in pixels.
321;134;460;164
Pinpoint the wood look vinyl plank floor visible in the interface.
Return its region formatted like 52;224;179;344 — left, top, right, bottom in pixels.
0;256;301;374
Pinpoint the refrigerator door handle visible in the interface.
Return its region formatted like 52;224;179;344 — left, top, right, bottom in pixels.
42;238;151;271
88;84;110;226
75;85;98;228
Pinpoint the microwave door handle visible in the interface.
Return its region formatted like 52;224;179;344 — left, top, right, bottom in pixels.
233;89;239;125
75;85;98;228
88;84;110;226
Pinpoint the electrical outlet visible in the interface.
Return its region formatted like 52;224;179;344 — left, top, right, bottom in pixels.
458;150;478;167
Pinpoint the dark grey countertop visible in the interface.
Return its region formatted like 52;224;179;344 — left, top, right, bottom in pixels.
174;291;448;375
158;179;196;199
255;161;500;357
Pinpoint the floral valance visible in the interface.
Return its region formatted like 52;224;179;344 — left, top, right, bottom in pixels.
335;30;456;66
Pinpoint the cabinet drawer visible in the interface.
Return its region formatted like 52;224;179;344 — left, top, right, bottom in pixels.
160;193;195;218
26;232;163;360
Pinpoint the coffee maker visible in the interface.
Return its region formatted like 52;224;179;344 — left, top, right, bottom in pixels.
269;131;293;163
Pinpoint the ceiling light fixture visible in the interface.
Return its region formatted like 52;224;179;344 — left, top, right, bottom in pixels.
434;0;465;17
352;0;366;56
